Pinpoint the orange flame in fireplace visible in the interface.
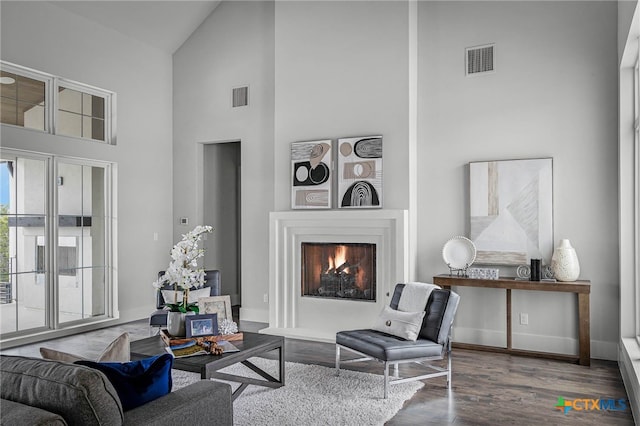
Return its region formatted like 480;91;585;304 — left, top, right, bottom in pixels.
327;245;348;272
356;267;365;288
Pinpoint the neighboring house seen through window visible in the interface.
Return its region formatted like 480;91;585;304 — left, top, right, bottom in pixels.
0;152;114;336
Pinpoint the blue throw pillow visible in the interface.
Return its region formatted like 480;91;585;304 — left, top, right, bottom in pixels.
76;353;173;411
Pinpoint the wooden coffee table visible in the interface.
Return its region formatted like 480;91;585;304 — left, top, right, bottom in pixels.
130;331;285;401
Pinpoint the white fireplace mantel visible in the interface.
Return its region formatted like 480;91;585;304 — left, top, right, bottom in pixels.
260;209;409;343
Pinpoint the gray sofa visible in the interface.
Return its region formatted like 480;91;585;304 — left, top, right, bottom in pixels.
0;354;233;426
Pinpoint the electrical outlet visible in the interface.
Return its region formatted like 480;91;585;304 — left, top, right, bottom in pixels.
520;313;529;325
153;232;158;241
263;293;268;303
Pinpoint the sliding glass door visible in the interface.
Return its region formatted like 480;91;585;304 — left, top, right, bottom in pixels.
0;155;48;334
0;150;111;337
56;161;107;324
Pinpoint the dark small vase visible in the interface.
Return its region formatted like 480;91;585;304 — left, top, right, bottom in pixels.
530;259;541;281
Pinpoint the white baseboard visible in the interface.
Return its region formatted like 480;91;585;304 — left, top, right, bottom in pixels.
453;327;618;361
239;307;268;323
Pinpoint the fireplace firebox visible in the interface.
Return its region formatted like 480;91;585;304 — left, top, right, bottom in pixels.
301;242;376;301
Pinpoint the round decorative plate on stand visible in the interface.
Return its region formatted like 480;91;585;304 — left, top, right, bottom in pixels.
442;236;477;271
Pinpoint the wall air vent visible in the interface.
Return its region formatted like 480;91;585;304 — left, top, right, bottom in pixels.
232;86;248;107
466;44;495;76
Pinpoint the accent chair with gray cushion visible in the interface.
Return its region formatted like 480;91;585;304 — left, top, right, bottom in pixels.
149;269;221;334
336;282;460;398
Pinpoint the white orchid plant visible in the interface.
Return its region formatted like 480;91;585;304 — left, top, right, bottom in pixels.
152;225;213;313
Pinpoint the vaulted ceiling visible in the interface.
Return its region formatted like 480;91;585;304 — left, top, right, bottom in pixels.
50;1;221;54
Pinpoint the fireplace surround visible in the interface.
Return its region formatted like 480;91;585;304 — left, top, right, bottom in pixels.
262;210;409;342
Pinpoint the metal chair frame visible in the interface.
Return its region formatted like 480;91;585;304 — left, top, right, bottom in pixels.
335;331;453;399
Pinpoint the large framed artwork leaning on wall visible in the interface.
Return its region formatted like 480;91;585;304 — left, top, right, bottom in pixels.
337;136;383;209
469;158;553;265
291;140;333;209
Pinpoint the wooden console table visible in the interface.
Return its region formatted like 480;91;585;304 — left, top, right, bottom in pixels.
433;274;591;366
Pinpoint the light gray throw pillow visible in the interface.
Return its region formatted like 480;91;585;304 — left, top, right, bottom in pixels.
372;306;425;341
40;332;130;362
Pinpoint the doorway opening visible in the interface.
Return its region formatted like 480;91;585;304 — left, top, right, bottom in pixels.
203;142;241;307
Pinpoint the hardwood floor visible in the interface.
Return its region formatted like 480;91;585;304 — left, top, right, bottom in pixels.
2;318;635;425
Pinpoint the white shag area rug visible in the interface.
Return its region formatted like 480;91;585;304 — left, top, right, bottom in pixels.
172;357;423;425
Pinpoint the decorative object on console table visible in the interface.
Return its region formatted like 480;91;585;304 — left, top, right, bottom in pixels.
469;158;553;265
467;267;499;280
337;136;382;209
551;239;580;282
291;140;333;209
542;265;555;280
516;264;531;280
442;236;476;276
530;258;541;281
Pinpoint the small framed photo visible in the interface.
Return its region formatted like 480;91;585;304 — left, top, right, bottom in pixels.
198;295;233;322
185;314;218;338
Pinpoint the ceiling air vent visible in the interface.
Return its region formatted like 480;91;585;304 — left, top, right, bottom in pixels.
232;86;248;107
466;44;495;76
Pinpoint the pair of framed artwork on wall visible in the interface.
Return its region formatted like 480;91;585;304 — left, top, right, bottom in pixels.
291;135;383;209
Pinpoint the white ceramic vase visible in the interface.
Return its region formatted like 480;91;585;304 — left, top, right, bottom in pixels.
167;311;187;337
551;239;580;282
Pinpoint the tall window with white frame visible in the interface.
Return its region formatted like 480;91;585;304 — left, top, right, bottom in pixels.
57;84;107;142
0;151;112;336
0;155;49;333
0;61;115;339
0;61;114;145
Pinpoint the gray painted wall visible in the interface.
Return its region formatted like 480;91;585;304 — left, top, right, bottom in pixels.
1;0;622;360
174;1;620;359
273;1;411;211
418;1;619;358
0;1;174;323
620;0;639;63
173;1;275;320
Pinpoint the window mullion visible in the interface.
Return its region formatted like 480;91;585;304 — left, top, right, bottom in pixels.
50;78;58;137
50;157;59;330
